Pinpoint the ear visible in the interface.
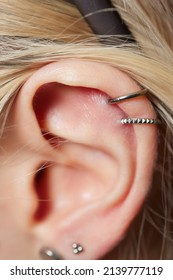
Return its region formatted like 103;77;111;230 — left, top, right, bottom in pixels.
1;59;158;259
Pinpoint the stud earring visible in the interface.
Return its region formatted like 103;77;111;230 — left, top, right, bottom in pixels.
40;243;84;260
40;247;64;260
72;243;84;254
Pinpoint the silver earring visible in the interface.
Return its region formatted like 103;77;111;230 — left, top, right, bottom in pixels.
108;88;147;104
72;243;84;254
121;118;161;124
40;243;84;260
40;247;64;260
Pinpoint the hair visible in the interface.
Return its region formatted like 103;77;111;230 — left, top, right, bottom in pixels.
0;0;173;259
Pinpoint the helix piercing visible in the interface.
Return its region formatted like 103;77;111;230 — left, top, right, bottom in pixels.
108;88;147;104
40;247;64;260
72;243;84;254
121;118;161;125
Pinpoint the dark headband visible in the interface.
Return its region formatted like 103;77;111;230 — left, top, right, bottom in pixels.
71;0;130;36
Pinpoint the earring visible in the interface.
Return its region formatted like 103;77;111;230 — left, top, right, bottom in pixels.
40;247;64;260
121;118;161;124
108;88;147;104
72;243;84;254
107;88;160;125
40;243;84;260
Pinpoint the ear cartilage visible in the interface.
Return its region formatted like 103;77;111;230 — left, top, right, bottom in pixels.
72;243;84;254
108;88;147;104
121;118;161;125
40;247;64;260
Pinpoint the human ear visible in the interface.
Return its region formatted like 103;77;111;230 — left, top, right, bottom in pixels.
1;59;158;259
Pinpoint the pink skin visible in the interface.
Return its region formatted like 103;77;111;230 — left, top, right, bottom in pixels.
0;60;157;259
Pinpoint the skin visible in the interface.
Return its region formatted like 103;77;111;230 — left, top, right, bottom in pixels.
0;59;157;259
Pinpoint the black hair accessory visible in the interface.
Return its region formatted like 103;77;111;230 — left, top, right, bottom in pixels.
71;0;131;36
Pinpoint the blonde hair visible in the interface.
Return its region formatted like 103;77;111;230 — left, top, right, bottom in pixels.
0;0;173;259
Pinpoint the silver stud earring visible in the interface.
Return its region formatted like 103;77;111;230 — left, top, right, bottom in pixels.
40;243;84;260
40;247;64;260
72;243;84;254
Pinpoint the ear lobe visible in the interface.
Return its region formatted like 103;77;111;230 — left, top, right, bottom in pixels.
4;59;157;259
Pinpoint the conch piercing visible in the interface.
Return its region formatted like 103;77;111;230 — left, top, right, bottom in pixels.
108;88;147;104
121;118;161;124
